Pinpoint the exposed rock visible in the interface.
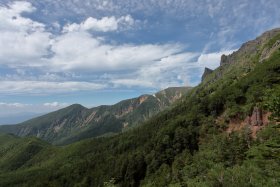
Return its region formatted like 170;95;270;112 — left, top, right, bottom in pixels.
242;107;270;127
220;54;233;65
115;106;134;118
226;107;270;138
201;67;213;81
259;39;280;63
250;107;263;126
139;95;149;104
82;111;97;126
53;119;67;133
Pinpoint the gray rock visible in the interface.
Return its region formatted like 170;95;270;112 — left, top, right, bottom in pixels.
201;67;213;81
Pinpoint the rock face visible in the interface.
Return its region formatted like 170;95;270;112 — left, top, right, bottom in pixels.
227;107;270;138
201;67;213;81
220;54;234;65
249;107;263;126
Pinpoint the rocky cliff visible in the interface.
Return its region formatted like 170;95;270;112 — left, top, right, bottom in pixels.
201;67;213;81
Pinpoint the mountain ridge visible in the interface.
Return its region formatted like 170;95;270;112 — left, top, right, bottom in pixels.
0;86;192;145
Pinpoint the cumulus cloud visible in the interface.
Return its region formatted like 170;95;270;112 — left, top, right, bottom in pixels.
50;30;184;72
43;102;68;107
0;2;184;73
0;1;51;66
63;15;134;32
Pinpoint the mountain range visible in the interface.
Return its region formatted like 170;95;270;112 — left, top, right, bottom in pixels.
0;28;279;186
0;87;191;145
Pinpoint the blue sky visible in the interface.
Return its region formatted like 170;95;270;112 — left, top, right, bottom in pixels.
0;0;280;116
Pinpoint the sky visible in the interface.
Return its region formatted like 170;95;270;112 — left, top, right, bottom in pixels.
0;0;280;117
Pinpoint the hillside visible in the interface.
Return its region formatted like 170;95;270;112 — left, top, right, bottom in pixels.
0;133;53;173
0;28;279;186
0;87;191;145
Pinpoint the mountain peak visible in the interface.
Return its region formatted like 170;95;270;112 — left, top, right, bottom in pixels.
201;67;213;81
67;103;86;109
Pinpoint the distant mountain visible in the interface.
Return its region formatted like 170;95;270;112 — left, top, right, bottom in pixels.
0;113;43;125
0;87;191;145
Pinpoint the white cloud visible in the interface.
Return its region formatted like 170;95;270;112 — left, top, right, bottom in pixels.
0;2;184;75
8;1;35;13
112;79;154;88
0;2;186;92
63;15;134;32
43;102;68;107
135;52;199;88
0;1;50;66
113;50;236;88
50;30;184;72
111;52;199;89
0;2;137;71
0;81;106;94
0;102;30;108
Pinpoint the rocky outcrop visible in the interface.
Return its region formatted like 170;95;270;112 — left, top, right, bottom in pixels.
220;28;280;66
249;107;263;126
139;95;149;104
201;67;213;81
259;39;280;63
226;107;270;138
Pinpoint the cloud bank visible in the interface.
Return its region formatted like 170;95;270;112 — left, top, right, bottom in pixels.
0;1;224;95
0;1;263;96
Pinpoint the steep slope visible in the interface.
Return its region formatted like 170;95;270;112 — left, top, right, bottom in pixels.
203;28;280;86
0;87;191;145
0;28;279;187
